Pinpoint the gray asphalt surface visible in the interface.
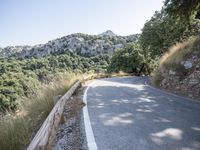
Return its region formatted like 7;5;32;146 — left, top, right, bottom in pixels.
85;76;200;150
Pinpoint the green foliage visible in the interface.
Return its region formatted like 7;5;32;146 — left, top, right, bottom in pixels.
165;0;200;23
0;52;110;110
0;72;80;150
139;4;200;59
109;42;156;75
139;0;200;86
139;10;188;58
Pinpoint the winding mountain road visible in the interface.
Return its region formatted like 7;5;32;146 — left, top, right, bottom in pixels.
83;76;200;150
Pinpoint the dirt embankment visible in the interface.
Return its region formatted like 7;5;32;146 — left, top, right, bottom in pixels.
152;36;200;100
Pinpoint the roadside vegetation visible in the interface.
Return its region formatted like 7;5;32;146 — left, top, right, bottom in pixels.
110;0;200;81
0;52;110;149
0;52;110;111
0;71;131;150
0;72;82;150
108;41;157;75
152;36;200;86
148;0;200;86
159;36;200;71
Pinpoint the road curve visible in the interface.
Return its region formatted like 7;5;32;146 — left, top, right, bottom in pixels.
83;76;200;150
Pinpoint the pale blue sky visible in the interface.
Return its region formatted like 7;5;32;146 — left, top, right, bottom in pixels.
0;0;164;47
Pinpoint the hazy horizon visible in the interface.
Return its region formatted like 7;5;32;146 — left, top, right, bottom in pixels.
0;30;137;48
0;0;164;47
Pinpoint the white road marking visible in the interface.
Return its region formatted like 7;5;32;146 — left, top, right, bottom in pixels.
83;81;98;150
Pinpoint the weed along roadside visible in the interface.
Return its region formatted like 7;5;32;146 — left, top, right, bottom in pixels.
27;80;81;150
0;72;129;150
0;73;81;150
151;36;200;100
52;82;87;150
27;73;130;150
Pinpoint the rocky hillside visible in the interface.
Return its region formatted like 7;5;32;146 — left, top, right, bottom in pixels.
0;31;139;59
99;30;116;36
152;36;200;100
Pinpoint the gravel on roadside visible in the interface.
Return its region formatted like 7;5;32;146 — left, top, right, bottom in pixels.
52;87;88;150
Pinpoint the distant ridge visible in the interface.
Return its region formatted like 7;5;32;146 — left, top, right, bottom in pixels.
0;31;139;59
99;30;116;36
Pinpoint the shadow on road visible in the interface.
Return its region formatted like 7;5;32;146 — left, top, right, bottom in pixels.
86;78;200;150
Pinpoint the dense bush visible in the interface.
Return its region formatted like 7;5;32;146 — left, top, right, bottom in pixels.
109;42;157;75
0;72;81;150
139;9;188;59
0;52;110;110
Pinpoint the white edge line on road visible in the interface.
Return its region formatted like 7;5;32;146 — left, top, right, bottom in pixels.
83;81;98;150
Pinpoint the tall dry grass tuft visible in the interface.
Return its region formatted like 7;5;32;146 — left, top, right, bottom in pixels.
0;71;131;150
160;36;200;68
152;36;200;86
0;72;80;150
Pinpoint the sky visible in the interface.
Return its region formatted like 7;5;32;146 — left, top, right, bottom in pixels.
0;0;164;47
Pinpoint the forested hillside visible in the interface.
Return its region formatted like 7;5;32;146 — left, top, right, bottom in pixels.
0;52;110;110
0;51;110;149
0;31;140;111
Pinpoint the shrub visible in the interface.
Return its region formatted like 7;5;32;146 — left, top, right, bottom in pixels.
160;36;200;69
0;53;111;110
0;72;80;150
109;42;155;75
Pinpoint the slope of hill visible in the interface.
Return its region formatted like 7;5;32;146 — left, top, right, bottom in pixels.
0;31;139;59
0;30;140;110
152;36;200;100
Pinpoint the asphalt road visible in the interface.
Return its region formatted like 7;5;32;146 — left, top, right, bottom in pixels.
84;76;200;150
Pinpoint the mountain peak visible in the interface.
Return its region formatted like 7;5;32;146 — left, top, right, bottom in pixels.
99;30;116;36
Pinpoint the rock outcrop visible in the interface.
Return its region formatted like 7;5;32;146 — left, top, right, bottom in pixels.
0;31;139;59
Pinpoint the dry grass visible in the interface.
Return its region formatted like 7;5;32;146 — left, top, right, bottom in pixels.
0;72;80;150
151;70;164;86
160;36;200;69
0;71;130;150
152;36;200;86
82;71;131;81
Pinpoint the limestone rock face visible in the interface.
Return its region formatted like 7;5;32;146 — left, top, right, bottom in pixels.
0;32;139;59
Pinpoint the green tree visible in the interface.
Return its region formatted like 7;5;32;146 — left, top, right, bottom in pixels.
165;0;200;23
140;9;187;58
109;42;152;74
